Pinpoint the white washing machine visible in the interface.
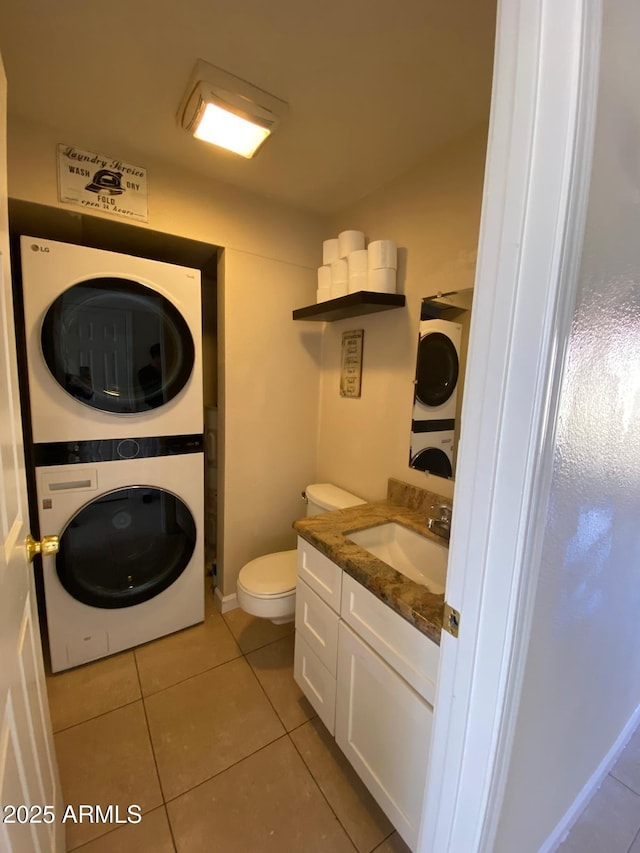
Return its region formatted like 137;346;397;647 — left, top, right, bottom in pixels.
21;236;203;444
409;427;455;479
35;437;204;672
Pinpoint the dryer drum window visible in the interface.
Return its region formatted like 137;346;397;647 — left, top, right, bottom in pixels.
55;486;197;609
415;332;459;407
41;277;195;414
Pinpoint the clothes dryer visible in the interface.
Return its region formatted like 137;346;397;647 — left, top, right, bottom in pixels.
35;435;204;672
21;237;203;443
412;318;461;426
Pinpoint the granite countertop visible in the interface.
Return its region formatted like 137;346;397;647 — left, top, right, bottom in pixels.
292;479;449;645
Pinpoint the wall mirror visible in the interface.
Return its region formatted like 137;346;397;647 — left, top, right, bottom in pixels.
409;289;473;480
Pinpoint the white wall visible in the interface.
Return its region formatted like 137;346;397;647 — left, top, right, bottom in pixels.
319;126;488;502
218;249;321;596
7;114;325;267
6;113;326;599
494;3;640;849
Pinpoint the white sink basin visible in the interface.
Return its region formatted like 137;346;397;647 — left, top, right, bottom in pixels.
347;522;448;594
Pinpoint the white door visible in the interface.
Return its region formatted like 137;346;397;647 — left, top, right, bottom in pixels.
60;303;134;403
0;55;64;852
418;0;600;849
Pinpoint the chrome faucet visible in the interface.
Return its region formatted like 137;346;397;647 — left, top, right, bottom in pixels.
428;503;452;542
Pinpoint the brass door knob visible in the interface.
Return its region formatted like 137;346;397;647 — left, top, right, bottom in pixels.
26;534;59;563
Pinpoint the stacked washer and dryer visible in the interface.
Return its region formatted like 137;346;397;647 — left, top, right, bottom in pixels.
409;315;462;479
21;237;205;672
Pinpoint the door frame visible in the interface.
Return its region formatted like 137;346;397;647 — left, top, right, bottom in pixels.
418;0;600;849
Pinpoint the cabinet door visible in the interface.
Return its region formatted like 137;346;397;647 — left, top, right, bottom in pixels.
296;579;340;675
336;622;432;851
294;633;337;735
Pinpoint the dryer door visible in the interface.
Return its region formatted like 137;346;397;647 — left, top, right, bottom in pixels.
41;278;195;414
55;486;196;608
415;332;459;407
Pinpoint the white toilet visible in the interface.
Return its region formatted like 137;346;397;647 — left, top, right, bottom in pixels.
236;483;365;624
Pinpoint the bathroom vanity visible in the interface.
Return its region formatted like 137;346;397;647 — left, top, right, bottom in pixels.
292;479;447;851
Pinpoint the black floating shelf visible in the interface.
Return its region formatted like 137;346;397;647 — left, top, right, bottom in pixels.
292;291;406;322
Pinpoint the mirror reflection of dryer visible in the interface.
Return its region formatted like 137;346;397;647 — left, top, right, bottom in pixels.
20;236;203;443
34;435;204;672
412;318;461;425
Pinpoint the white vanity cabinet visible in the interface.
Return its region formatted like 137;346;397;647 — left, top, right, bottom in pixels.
293;538;439;851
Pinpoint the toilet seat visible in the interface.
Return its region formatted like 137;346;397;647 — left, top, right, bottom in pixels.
237;550;297;597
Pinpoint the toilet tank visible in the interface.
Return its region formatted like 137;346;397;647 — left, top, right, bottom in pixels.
304;483;365;517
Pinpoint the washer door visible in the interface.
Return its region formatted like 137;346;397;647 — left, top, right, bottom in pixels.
415;332;459;407
41;277;195;414
410;447;453;478
56;487;196;609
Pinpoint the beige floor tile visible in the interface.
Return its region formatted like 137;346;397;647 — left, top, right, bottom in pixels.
372;832;411;852
145;658;285;800
558;775;640;853
167;737;356;853
611;724;640;795
135;612;241;696
291;717;393;852
47;652;140;732
222;607;294;654
68;806;174;852
246;635;315;731
55;702;162;849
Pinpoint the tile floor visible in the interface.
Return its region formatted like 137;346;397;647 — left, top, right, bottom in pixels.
46;579;410;852
558;725;640;853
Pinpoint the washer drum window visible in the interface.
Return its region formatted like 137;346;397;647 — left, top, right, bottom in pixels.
41;277;195;414
410;447;453;479
55;486;197;609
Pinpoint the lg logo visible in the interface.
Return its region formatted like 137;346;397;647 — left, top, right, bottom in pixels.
30;244;50;253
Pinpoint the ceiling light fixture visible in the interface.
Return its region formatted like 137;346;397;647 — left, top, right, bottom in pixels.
178;60;288;159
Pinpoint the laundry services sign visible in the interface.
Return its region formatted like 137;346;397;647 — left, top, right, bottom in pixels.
57;144;148;222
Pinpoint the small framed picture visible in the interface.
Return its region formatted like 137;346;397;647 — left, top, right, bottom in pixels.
340;330;364;397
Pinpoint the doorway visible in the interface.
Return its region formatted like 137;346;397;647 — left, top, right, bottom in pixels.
8;199;219;657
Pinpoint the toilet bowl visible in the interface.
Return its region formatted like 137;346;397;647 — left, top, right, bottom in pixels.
237;550;297;625
236;483;364;624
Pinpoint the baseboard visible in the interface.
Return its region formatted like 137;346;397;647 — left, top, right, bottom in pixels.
214;587;238;614
541;703;640;852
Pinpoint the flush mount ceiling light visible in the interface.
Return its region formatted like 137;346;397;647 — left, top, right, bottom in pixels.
178;59;288;158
